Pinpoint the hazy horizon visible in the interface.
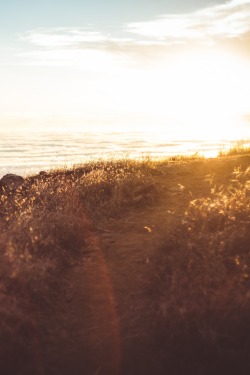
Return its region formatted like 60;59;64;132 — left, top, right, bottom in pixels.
0;131;249;180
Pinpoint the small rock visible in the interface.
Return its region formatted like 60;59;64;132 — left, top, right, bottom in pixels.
0;174;24;192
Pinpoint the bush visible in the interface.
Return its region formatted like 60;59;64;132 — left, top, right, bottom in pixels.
75;158;158;217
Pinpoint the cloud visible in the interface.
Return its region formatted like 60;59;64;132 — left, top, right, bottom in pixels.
19;27;138;68
20;27;135;50
17;0;250;68
127;0;250;42
20;28;111;48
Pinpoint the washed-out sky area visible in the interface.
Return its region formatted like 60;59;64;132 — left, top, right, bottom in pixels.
1;0;250;139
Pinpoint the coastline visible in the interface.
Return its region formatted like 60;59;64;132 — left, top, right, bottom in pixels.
1;131;248;178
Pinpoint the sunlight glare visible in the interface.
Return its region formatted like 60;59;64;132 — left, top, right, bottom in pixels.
143;50;250;139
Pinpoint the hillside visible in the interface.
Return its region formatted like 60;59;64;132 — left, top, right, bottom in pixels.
0;154;250;375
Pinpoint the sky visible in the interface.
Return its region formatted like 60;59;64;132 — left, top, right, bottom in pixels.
1;0;250;139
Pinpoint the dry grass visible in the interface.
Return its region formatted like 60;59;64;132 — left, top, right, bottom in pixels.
153;165;250;375
0;157;158;373
218;140;250;157
74;157;158;217
167;151;204;161
1;155;250;374
0;175;91;373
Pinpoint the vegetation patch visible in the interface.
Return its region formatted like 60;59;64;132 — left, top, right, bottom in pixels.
75;158;158;217
0;157;159;373
1;155;250;374
0;174;91;373
218;140;250;157
153;166;250;375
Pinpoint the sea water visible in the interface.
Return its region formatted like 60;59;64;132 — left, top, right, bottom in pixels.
0;131;242;178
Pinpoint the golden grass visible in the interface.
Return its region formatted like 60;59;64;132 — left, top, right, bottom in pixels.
0;155;250;373
0;176;90;372
0;157;159;372
218;140;250;157
153;165;250;374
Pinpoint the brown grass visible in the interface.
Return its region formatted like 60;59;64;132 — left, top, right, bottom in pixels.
0;157;158;373
152;165;250;375
0;176;90;373
218;140;250;156
1;155;250;374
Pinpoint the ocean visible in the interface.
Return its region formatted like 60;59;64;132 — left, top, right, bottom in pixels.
0;131;242;178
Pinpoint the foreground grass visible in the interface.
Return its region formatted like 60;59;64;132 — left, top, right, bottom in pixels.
0;180;90;373
153;165;250;375
0;157;158;373
0;154;250;374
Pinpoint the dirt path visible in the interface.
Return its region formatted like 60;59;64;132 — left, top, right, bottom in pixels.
42;156;250;375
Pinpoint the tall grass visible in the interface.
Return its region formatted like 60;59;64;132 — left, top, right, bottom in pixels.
2;155;249;373
218;140;250;157
0;158;158;373
0;173;91;373
74;157;158;217
153;166;250;375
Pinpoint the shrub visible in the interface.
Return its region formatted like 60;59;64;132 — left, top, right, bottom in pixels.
76;158;158;217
